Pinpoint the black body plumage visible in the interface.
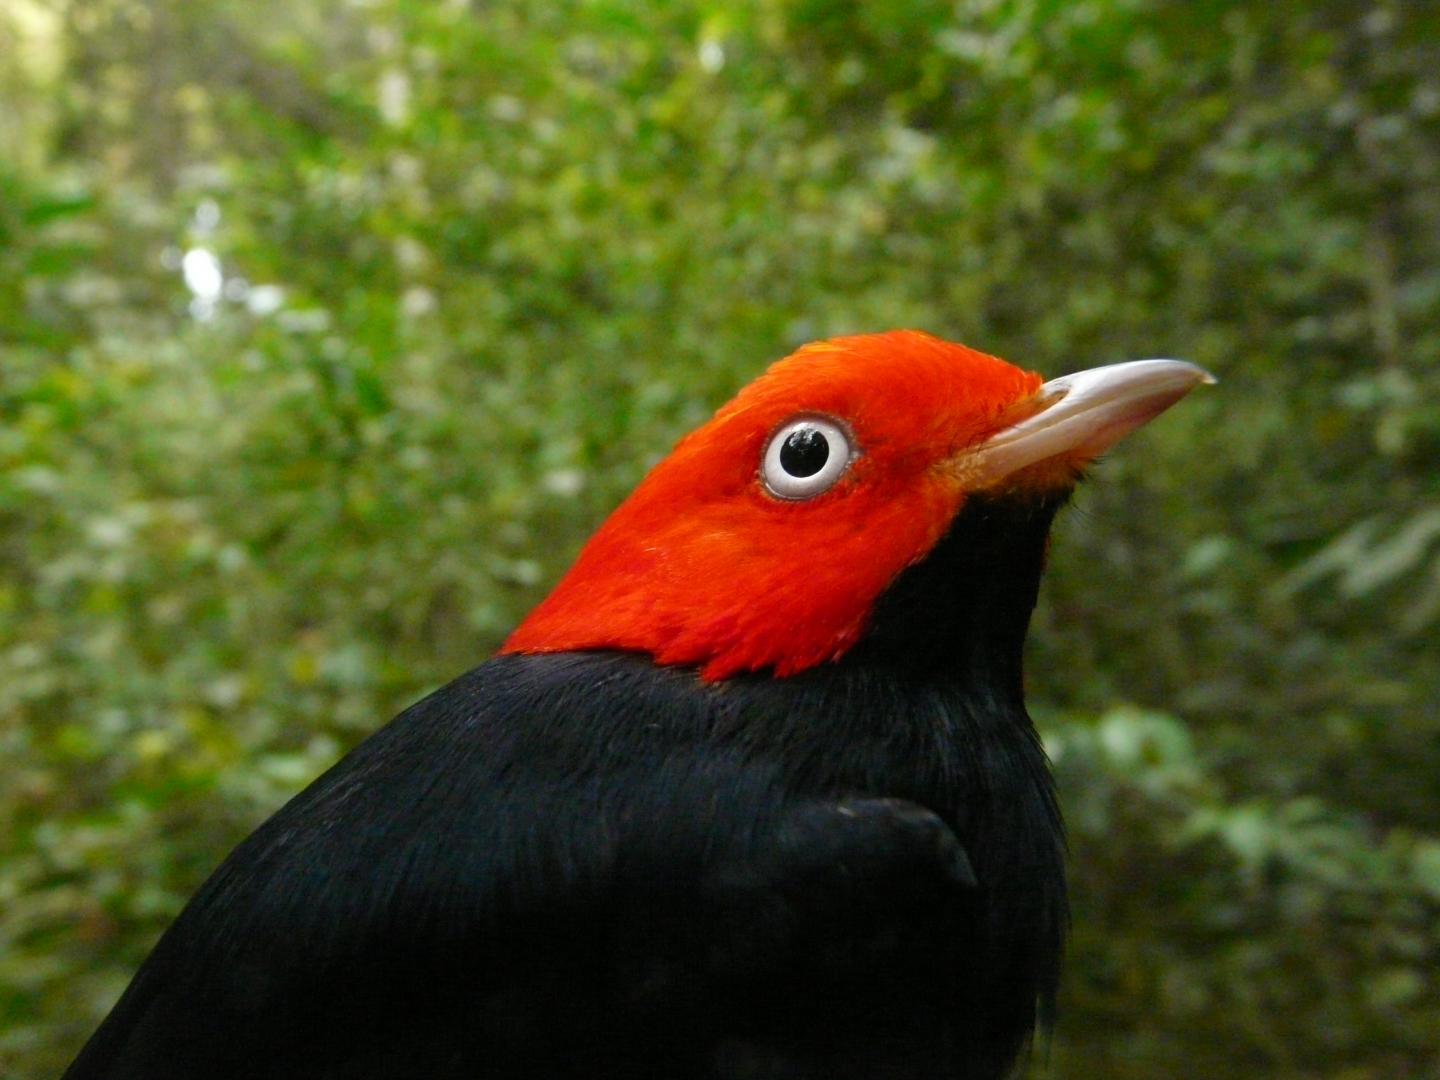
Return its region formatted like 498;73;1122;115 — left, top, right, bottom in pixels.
65;493;1068;1080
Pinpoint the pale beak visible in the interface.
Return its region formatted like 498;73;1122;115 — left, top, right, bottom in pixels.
968;359;1215;489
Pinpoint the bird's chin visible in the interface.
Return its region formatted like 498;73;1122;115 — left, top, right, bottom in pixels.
977;454;1091;497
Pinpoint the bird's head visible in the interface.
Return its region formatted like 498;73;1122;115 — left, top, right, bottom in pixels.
504;330;1210;681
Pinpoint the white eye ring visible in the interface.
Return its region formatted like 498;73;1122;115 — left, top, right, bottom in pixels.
761;416;854;500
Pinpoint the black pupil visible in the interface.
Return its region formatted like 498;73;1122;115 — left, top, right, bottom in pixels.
779;427;830;478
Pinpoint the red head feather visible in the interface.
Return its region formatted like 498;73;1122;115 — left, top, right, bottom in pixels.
502;331;1046;680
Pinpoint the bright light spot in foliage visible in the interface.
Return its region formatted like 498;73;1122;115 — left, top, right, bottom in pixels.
246;284;286;316
401;286;436;318
379;68;411;126
542;468;586;498
699;40;724;72
182;247;224;320
194;198;221;232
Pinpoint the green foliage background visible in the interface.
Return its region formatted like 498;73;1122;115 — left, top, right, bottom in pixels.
2;0;1437;1076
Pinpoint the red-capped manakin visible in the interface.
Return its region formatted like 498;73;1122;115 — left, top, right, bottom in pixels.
65;331;1210;1080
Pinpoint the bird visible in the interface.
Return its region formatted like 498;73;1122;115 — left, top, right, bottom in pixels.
65;330;1210;1080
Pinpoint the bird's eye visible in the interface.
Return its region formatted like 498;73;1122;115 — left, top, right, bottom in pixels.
762;416;854;500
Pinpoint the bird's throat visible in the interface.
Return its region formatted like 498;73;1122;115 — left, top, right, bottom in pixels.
845;492;1069;695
